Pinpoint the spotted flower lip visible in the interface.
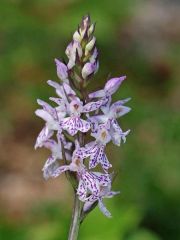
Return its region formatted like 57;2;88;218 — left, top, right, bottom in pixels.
83;183;120;218
85;142;112;172
84;125;112;172
60;97;107;136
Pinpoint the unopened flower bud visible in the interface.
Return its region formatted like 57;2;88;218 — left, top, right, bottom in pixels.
73;30;82;43
54;58;68;82
85;37;96;56
82;62;97;79
88;24;95;36
79;15;91;39
89;48;98;63
66;41;83;69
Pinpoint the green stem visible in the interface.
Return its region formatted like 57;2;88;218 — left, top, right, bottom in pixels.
68;192;82;240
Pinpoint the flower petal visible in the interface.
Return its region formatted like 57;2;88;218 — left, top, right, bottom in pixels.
82;62;97;79
82;172;100;196
112;105;131;119
83;99;104;113
47;80;67;100
54;58;68;81
98;199;112;218
104;76;126;95
77;179;87;201
91;172;111;186
88;89;105;99
42;156;59;180
35;126;53;149
61;117;90;136
51;165;70;178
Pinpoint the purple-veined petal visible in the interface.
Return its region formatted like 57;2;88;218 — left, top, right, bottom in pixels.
91;172;111;186
76;118;91;133
100;95;112;114
89;89;105;99
61;117;77;136
35;126;53;149
63;83;76;98
42;139;57;151
98;199;112;218
111;120;130;144
37;99;58;120
87;116;99;133
88;145;103;169
88;144;112;171
77;179;87;201
57;132;72;150
61;117;90;136
51;165;70;178
42;156;60;180
83;100;103;113
106;190;120;198
89;115;108;125
104;76;126;95
55;58;68;81
82;171;100;196
100;154;112;172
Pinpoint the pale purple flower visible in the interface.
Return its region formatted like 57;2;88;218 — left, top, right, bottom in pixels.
77;171;110;202
89;98;131;146
83;182;120;218
89;76;126;112
61;98;106;136
89;76;126;99
42;135;71;180
84;125;112;171
50;142;110;201
35;99;61;148
55;58;68;83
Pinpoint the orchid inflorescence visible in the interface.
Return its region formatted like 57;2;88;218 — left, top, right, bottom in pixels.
35;15;131;219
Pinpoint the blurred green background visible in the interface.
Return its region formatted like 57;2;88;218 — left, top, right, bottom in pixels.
0;0;180;239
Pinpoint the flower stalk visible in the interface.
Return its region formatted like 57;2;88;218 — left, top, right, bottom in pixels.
35;15;131;239
68;192;82;240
